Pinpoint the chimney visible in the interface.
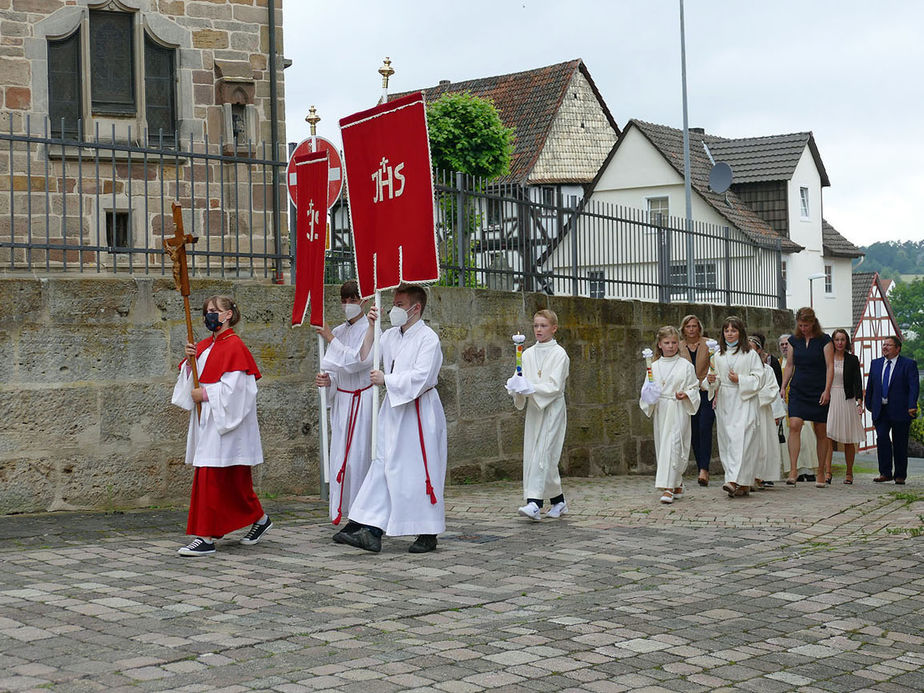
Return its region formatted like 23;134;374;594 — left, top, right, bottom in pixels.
689;127;705;134
439;80;451;86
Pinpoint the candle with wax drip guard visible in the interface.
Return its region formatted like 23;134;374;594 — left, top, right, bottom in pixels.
706;339;719;374
512;333;525;376
642;348;654;383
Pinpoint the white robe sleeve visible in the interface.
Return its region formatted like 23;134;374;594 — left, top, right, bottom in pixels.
679;362;700;416
736;352;764;401
171;366;195;411
321;328;374;374
527;349;570;411
384;331;441;407
757;365;781;407
202;371;258;436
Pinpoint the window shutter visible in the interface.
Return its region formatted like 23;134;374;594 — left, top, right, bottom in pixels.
144;34;176;145
48;31;82;138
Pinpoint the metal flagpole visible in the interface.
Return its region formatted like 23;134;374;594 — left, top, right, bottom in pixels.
370;57;395;460
679;0;695;304
306;107;331;499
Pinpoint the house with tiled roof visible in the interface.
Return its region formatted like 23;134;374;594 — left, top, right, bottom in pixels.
851;271;903;449
577;118;863;328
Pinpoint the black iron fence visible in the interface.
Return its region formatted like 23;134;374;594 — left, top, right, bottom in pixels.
1;116;288;279
1;119;784;308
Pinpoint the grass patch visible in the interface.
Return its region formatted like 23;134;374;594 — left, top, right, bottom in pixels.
888;490;924;505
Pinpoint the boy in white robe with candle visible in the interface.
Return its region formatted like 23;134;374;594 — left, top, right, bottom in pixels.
705;316;764;498
639;326;700;504
507;309;571;521
749;335;786;489
315;281;375;540
340;284;447;554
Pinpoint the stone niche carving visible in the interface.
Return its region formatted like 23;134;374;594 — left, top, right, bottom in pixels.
215;60;258;151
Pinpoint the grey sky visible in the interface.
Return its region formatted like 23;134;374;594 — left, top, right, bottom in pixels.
282;0;924;249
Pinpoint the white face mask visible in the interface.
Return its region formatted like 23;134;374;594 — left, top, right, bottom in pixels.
343;303;362;320
388;306;409;327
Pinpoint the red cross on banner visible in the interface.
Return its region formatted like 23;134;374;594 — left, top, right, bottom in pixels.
339;92;439;298
291;150;329;328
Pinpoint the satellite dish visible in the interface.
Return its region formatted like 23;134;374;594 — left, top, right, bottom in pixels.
709;162;733;193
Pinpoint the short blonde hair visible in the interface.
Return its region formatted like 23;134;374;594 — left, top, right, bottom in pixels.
654;325;681;358
534;309;558;326
680;314;704;336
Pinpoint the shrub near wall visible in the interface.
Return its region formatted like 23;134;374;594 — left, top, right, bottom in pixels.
0;276;791;514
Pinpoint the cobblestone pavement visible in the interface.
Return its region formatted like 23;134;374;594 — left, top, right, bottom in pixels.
1;459;922;692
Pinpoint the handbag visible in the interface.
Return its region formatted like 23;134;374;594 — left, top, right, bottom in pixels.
777;420;786;444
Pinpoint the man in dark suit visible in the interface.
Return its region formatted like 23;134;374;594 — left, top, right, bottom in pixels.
865;336;919;484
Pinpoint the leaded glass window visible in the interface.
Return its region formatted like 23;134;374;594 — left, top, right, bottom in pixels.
48;31;82;138
90;11;135;114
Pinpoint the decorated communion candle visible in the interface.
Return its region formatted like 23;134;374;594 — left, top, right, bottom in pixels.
642;347;654;383
706;338;719;374
512;333;526;376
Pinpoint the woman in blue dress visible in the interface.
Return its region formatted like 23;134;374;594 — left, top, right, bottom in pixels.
780;307;834;487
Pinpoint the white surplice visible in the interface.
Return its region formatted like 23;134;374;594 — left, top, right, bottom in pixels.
513;339;570;501
755;362;784;482
348;320;447;536
704;347;763;486
640;355;699;489
172;345;264;468
320;318;374;523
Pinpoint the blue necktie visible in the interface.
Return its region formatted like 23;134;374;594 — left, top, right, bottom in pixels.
882;360;892;396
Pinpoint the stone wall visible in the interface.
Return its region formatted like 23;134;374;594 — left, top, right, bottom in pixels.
0;276;792;513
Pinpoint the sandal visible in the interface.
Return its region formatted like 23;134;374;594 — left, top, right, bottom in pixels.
722;482;738;498
843;476;853;485
825;475;832;485
697;472;709;487
785;475;798;486
815;481;827;488
659;490;674;504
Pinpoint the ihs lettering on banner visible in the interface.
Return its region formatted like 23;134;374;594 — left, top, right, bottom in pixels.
372;157;406;203
305;199;321;242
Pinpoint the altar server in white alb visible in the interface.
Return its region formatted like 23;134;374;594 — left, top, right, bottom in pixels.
507;309;571;521
172;295;271;557
315;281;375;539
705;316;764;498
339;284;447;554
639;326;700;504
749;335;786;489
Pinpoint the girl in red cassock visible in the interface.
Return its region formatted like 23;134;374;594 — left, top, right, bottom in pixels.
172;295;271;556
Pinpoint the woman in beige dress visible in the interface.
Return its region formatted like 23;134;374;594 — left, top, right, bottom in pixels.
825;329;864;483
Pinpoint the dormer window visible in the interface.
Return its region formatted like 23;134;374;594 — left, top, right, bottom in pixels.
799;186;810;219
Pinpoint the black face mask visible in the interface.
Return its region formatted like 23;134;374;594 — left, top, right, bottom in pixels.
204;312;223;332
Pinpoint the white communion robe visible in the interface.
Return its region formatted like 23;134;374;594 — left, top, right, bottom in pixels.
348;320;447;537
705;347;763;486
513;339;570;501
640;355;700;489
172;345;264;468
755;362;785;483
320;318;374;523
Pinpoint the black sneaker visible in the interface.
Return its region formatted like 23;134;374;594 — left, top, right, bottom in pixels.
177;538;215;557
762;481;774;488
239;519;272;545
339;526;381;553
409;534;437;553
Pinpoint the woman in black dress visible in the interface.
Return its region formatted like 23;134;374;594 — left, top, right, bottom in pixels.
781;307;834;487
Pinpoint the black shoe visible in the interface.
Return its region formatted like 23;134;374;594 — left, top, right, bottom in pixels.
762;481;774;488
340;526;381;553
805;474;816;482
408;534;437;553
332;521;361;544
895;478;906;485
177;538;215;557
239;518;272;545
796;474;807;482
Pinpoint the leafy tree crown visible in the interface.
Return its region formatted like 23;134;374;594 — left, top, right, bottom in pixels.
427;92;515;180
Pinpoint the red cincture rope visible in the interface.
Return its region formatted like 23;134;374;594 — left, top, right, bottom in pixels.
331;384;372;525
415;388;438;505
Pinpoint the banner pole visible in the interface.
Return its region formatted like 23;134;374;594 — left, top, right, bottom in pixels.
371;289;382;458
317;333;330;499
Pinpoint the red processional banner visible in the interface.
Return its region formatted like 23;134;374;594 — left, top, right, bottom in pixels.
291;150;329;328
339;92;439;298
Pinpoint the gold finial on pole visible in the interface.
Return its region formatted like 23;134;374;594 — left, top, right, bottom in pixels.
378;57;395;92
305;105;320;136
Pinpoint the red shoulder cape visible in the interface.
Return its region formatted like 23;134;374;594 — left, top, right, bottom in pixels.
193;329;262;383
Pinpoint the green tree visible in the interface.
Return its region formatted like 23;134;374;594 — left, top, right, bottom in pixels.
426;92;515;287
889;278;924;365
427;92;514;179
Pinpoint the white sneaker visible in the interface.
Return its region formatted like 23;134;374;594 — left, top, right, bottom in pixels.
673;486;684;499
659;491;674;504
545;501;568;518
517;502;542;521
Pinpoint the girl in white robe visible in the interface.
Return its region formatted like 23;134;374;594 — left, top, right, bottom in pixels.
705;316;764;498
639;326;700;504
508;309;570;521
749;337;786;487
